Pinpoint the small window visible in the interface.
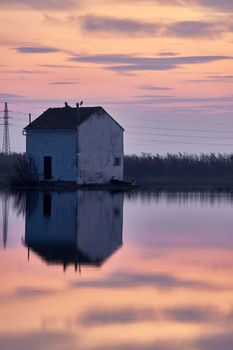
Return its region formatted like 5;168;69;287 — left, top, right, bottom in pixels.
114;157;121;166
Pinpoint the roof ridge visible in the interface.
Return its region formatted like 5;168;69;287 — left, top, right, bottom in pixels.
24;106;123;131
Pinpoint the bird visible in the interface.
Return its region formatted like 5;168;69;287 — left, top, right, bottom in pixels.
80;100;83;106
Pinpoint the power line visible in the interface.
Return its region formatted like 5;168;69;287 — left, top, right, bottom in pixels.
126;131;233;140
126;137;233;146
125;125;233;135
128;117;233;127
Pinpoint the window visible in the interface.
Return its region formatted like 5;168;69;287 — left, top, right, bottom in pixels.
114;157;121;166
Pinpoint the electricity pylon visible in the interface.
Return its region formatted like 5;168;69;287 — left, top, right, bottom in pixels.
2;102;10;154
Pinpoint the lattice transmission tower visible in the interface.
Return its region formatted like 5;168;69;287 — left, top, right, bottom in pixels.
2;102;11;154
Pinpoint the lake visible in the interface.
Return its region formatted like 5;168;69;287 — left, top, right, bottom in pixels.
0;190;233;350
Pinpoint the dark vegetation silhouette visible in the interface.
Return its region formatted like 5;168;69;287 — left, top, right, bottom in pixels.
124;153;233;187
1;152;233;187
0;152;30;186
0;153;21;176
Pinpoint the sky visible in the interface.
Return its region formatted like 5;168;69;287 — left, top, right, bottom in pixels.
0;0;232;154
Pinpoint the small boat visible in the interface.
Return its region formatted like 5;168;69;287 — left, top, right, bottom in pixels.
110;178;136;187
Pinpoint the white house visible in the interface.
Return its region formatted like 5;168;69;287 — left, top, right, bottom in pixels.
24;103;124;184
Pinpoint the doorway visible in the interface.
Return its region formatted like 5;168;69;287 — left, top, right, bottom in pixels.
44;156;52;180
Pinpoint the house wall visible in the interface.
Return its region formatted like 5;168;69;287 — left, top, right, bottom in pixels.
77;112;124;184
26;130;77;181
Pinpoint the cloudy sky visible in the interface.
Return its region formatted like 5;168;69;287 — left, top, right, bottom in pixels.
0;0;232;154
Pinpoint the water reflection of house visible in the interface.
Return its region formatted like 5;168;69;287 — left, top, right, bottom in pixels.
25;191;123;270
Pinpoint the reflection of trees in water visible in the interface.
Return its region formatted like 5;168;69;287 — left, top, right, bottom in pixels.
12;191;26;217
5;190;37;218
126;190;233;205
0;191;26;248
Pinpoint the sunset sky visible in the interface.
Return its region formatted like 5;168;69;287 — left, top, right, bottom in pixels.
0;0;232;154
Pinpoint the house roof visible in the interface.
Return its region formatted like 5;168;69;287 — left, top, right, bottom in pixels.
24;105;124;131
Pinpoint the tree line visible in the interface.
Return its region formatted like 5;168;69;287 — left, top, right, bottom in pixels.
2;152;233;187
0;152;22;175
124;153;233;185
0;153;26;185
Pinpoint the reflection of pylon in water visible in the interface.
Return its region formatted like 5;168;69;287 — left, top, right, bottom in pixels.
2;193;9;248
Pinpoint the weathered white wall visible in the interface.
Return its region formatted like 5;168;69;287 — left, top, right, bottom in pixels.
77;112;124;184
26;130;77;181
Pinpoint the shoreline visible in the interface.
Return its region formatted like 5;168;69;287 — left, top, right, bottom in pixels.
2;181;233;192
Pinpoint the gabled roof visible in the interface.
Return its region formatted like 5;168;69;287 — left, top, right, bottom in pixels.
24;105;124;131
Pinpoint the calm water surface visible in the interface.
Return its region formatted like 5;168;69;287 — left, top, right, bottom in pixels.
1;190;233;350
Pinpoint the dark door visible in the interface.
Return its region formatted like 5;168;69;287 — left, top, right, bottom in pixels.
44;156;52;180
